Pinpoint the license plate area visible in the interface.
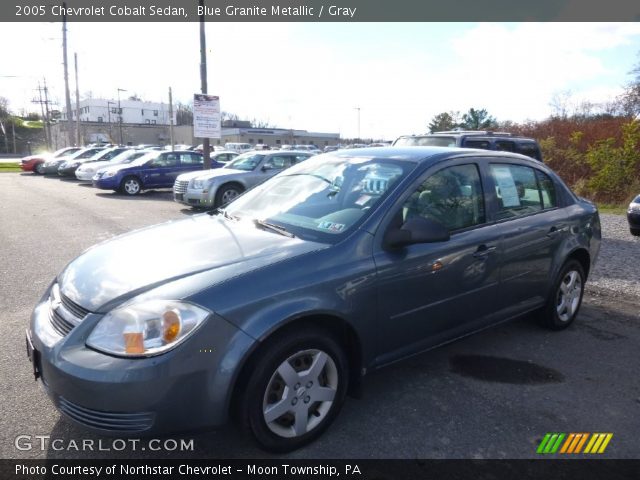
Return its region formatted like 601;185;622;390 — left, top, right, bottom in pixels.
25;330;42;381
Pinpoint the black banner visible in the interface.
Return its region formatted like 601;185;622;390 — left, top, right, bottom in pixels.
4;0;640;22
2;459;640;480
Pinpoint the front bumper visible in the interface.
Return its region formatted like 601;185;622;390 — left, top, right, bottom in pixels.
28;289;256;436
173;189;215;208
75;170;97;182
93;176;120;190
58;166;79;177
628;211;640;229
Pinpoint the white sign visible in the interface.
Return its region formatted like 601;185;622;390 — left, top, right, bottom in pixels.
492;166;521;207
193;94;221;138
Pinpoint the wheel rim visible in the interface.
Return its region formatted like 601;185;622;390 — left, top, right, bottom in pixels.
124;179;140;195
35;163;44;174
221;188;239;204
262;349;338;439
556;270;582;322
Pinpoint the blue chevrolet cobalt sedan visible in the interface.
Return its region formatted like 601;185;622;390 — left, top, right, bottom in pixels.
27;147;600;451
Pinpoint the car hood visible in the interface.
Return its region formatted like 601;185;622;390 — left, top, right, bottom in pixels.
58;214;325;312
77;160;110;171
186;168;248;182
99;163;139;175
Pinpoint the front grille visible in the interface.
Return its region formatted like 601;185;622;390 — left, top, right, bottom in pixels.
58;397;155;432
60;293;90;319
174;179;188;194
49;309;75;336
48;285;91;338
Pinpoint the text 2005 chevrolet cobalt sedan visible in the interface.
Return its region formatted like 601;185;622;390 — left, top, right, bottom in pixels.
27;147;600;451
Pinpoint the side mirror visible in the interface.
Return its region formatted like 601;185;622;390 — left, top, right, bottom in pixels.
261;164;274;172
385;216;450;248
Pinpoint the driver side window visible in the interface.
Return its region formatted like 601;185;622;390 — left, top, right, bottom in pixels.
402;164;485;231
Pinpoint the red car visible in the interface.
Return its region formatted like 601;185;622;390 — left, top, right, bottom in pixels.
20;147;81;174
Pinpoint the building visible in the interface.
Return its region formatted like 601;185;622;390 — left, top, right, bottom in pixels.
62;98;176;126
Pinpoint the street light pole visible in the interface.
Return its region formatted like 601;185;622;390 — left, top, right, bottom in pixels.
107;101;116;143
354;107;361;142
199;0;211;169
117;88;126;145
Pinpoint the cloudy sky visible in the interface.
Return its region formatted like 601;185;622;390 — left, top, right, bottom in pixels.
1;22;640;140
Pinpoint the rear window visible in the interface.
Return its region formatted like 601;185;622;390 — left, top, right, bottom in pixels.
394;136;456;147
516;142;542;161
463;139;491;150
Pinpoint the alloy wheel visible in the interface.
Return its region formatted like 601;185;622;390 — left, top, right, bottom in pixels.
556;270;582;322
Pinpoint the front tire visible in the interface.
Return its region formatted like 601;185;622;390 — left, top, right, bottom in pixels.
540;260;585;330
215;184;243;207
34;163;45;175
631;227;640;236
241;328;348;452
120;176;142;196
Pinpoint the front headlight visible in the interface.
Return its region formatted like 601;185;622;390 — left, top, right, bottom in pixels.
629;203;640;213
69;162;80;168
86;300;209;357
192;179;208;190
103;171;117;178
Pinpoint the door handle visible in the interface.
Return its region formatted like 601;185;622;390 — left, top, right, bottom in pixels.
547;226;564;238
473;245;497;258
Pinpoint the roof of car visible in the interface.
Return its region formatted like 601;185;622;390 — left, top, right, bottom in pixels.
400;131;537;142
329;146;540;165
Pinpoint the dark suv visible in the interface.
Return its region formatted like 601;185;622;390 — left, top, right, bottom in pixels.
393;131;543;161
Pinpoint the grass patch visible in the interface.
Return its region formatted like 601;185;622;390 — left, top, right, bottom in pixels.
597;203;627;215
0;163;21;172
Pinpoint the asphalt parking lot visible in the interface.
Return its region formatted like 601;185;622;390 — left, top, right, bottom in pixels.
1;172;639;460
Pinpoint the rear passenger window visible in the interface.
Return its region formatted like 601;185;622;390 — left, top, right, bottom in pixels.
535;170;557;209
490;164;542;219
495;141;515;152
403;164;485;232
516;142;542;161
463;140;491;150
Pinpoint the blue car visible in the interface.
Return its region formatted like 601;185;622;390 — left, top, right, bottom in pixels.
92;150;212;195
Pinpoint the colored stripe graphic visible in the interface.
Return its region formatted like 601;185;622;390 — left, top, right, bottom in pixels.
537;433;613;454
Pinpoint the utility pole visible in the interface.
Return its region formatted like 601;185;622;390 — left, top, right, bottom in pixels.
117;88;126;145
62;3;74;146
199;0;211;169
168;87;175;151
107;101;115;142
36;81;50;150
43;78;53;149
355;107;361;142
74;52;81;146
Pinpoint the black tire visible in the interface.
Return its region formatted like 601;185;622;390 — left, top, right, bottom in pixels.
240;328;349;452
120;176;142;196
215;184;243;207
631;228;640;237
540;259;585;330
34;163;45;175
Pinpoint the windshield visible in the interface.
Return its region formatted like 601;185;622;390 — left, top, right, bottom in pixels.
225;153;264;171
107;150;143;164
225;155;414;243
53;147;80;157
394;136;456;147
128;151;161;166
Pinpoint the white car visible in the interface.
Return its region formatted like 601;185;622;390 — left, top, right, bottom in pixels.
76;149;147;182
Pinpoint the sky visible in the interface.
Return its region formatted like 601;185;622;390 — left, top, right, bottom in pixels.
1;22;640;140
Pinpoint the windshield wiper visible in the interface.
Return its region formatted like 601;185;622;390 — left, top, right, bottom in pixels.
285;173;332;184
253;219;296;238
211;208;239;221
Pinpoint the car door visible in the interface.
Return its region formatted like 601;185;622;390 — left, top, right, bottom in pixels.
246;155;293;189
177;152;203;179
373;160;502;364
142;152;178;188
485;161;569;313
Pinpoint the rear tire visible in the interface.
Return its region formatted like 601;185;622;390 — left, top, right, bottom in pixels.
120;176;141;196
540;259;585;330
240;328;348;452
